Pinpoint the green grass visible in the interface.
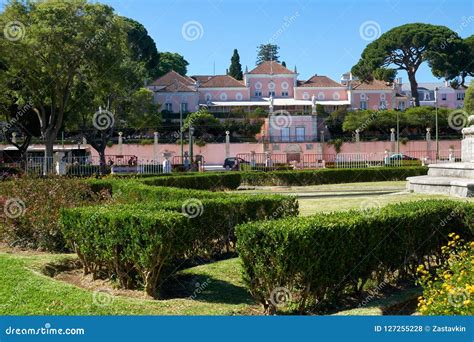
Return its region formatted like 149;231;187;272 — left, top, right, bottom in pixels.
0;252;258;315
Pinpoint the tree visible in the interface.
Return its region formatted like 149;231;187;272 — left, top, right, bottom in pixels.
352;23;465;106
183;109;222;137
431;35;473;87
464;81;474;114
373;68;397;83
155;52;189;77
256;44;280;65
0;0;130;166
228;49;243;80
281;61;286;67
123;17;160;80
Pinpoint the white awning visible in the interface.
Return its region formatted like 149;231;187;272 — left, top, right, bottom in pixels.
206;98;350;107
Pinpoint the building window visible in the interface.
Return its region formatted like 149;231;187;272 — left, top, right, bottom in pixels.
255;90;262;97
441;93;447;101
457;93;465;101
180;102;188;113
282;91;289;97
269;91;276;97
398;101;405;110
379;101;387;109
296;127;305;142
165;103;173;112
281;127;290;142
360;101;367;110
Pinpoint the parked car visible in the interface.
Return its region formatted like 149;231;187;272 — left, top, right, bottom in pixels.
388;153;418;161
223;157;248;171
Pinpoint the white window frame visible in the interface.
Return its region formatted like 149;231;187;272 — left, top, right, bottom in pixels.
165;103;173;112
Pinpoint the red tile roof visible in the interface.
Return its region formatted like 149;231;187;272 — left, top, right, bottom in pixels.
200;75;245;88
248;61;295;75
299;75;343;88
150;70;195;87
352;79;393;90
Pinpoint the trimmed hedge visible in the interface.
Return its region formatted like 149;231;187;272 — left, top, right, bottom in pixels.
140;173;241;191
61;207;190;295
236;200;473;313
61;194;298;296
240;166;428;186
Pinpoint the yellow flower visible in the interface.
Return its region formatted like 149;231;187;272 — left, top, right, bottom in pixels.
463;299;471;306
448;232;455;237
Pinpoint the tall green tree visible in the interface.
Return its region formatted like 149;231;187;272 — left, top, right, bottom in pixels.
123;17;160;80
464;81;474;114
256;44;280;65
155;52;189;77
228;49;243;80
0;0;130;163
351;23;466;106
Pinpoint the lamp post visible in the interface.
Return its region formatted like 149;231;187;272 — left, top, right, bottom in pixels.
397;110;400;154
189;125;194;165
435;87;439;160
179;104;184;162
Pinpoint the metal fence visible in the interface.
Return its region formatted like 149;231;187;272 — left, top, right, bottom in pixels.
21;156;166;176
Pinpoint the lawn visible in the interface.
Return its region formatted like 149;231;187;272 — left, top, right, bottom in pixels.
0;252;258;315
2;180;465;316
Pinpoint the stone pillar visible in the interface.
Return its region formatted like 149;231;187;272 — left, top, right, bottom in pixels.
118;132;123;155
390;128;396;152
225;130;230;159
153;132;159;163
355;129;360;153
11;132;16;144
426;128;431;156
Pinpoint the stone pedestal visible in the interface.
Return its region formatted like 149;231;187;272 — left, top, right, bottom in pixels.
407;116;474;197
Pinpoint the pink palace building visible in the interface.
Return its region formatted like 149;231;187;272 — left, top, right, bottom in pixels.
146;61;464;142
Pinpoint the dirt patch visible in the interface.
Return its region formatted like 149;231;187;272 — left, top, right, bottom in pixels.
52;268;154;300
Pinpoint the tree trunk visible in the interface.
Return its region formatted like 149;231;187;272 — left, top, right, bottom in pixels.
43;131;55;175
407;71;420;107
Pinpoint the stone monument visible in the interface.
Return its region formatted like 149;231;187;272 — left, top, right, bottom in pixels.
407;115;474;197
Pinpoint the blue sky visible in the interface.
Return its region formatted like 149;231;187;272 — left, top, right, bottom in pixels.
73;1;474;82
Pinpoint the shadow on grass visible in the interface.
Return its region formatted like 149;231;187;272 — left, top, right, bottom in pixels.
160;273;255;305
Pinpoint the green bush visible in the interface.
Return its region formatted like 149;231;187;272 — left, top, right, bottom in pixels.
61;194;298;296
61;206;190;296
0;177;104;251
140;173;241;191
66;164;111;176
236;200;473;314
240;166;428;186
139;194;299;254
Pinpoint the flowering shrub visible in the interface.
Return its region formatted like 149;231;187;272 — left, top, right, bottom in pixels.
417;234;473;315
0;177;104;251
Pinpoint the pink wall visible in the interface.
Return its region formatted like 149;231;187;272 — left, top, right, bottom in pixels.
439;90;465;109
153;92;200;112
198;88;250;102
85;139;461;164
294;88;348;101
246;76;296;98
351;90;395;110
